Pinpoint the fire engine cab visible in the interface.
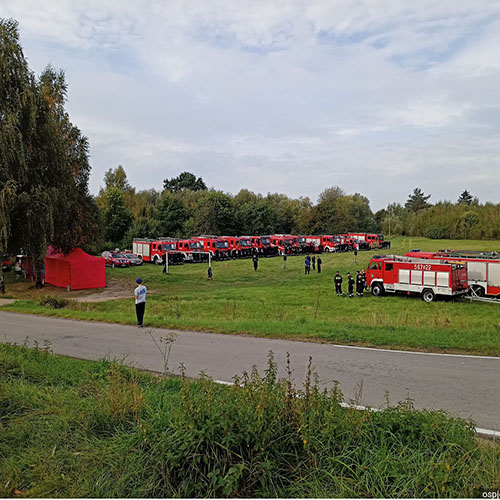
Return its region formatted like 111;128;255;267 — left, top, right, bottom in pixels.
132;238;183;265
367;255;468;302
238;236;253;258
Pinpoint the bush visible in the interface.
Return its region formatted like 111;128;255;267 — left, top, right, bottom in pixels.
39;296;69;309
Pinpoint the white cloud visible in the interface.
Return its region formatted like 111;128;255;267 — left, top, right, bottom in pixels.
3;0;500;210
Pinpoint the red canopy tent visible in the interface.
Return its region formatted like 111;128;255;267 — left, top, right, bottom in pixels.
45;248;105;290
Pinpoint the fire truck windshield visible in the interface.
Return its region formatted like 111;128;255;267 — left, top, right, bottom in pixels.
190;242;202;249
162;243;176;250
240;239;251;246
217;241;228;248
283;240;291;246
298;237;305;245
261;237;270;245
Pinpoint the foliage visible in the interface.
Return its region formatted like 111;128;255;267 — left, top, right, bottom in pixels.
405;187;432;213
457;189;473;206
0;19;98;277
102;187;132;243
0;344;498;498
155;192;188;237
163;171;207;192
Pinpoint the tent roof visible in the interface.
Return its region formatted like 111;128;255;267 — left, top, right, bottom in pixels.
46;247;102;263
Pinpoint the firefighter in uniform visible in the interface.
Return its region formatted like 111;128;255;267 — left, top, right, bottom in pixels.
347;272;355;297
361;270;367;292
356;270;364;296
334;271;343;296
317;256;322;273
252;252;258;271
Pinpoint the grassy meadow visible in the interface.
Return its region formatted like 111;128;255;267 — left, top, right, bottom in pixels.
1;343;498;498
2;236;500;355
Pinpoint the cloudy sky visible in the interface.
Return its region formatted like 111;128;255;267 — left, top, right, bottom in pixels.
4;0;500;210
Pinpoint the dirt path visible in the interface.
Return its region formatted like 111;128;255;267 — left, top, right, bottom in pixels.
0;298;17;306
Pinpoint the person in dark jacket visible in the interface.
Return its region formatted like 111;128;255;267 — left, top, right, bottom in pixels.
356;271;364;296
312;255;316;271
252;253;258;271
317;256;322;273
334;271;343;296
347;272;355;297
162;252;167;274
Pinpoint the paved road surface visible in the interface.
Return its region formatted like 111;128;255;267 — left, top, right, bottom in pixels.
1;311;499;431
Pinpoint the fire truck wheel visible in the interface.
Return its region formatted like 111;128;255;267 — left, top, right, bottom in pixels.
469;285;485;297
324;247;330;253
371;283;384;297
422;289;435;303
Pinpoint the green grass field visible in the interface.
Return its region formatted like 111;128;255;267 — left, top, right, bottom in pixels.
1;343;498;497
2;237;500;355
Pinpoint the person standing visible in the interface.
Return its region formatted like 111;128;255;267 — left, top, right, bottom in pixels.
356;271;364;296
283;253;287;270
134;278;147;328
162;252;167;274
317;256;322;273
347;272;355;298
0;274;4;294
305;255;311;275
252;252;259;271
334;271;343;296
312;255;316;271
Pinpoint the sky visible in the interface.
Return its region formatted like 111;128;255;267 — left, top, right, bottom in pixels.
3;0;500;211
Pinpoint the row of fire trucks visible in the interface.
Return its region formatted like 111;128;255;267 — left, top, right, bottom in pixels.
132;233;390;265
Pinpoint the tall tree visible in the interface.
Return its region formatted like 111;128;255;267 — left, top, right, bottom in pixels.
0;19;98;283
457;189;473;206
156;193;188;237
405;187;431;212
163;171;207;192
102;187;132;243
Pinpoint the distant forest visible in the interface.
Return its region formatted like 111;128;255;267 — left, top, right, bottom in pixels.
93;166;500;251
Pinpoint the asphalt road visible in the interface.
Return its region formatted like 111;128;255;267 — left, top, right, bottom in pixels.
1;310;499;431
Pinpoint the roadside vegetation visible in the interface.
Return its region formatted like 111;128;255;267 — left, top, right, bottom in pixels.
1;343;498;498
2;237;500;356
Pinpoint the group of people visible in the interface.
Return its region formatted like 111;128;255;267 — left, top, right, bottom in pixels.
304;255;322;274
334;270;367;298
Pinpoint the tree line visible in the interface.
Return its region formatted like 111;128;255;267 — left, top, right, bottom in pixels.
97;168;499;251
2;18;499;276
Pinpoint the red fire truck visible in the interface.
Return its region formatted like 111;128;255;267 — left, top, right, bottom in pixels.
260;236;279;256
282;235;300;255
406;249;500;297
132;238;184;265
348;233;389;250
198;235;231;260
176;238;208;262
237;236;253;258
366;255;468;302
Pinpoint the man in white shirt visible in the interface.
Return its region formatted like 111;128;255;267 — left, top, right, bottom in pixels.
134;277;147;327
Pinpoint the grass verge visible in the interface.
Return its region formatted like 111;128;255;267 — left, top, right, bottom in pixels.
0;343;499;497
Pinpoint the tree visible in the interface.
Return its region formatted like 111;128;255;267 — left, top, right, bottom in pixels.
192;190;235;234
405;187;431;212
163;171;207;192
457;189;473;206
0;19;98;283
102;187;132;243
156;193;188;236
